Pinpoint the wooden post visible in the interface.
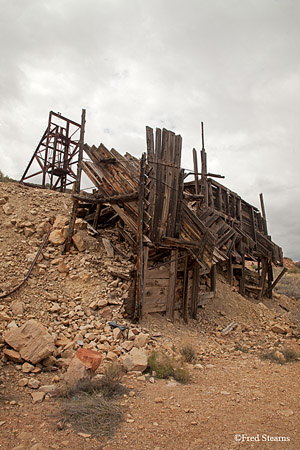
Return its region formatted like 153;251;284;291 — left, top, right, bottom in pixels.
193;148;199;195
266;267;288;297
200;122;208;205
191;262;199;319
258;258;267;300
63;108;86;253
135;153;146;320
239;253;245;296
182;255;189;323
166;249;178;321
259;193;268;235
210;264;217;292
228;254;233;286
267;262;273;299
93;204;101;229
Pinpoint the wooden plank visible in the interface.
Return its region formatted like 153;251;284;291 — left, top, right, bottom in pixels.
102;238;114;258
182;255;189;323
166;249;178;321
190;262;199;319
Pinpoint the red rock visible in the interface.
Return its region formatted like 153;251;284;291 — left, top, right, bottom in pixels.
64;348;102;386
76;348;102;371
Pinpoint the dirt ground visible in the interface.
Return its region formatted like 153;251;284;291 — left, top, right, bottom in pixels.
1;181;300;450
1;341;299;450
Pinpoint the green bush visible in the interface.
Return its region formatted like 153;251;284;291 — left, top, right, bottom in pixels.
148;351;190;383
148;352;174;379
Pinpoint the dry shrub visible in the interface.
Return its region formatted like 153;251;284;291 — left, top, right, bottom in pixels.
261;346;300;365
148;352;190;383
281;347;300;362
56;363;128;399
180;345;196;363
97;363;128;398
55;363;127;437
57;395;123;436
173;367;190;384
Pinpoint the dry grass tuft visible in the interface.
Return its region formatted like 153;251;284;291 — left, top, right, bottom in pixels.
56;363;128;399
180;345;196;363
57;395;123;436
55;363;127;437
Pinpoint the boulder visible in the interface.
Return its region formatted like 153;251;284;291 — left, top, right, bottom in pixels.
2;203;13;215
134;333;149;348
49;229;66;246
271;324;287;335
3;348;23;363
53;215;69;229
122;347;148;372
72;232;86;252
11;300;24;316
64;348;102;386
30;391;45;404
57;262;69;274
4;320;56;364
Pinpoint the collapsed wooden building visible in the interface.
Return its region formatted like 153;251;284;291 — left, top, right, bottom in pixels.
64;121;284;322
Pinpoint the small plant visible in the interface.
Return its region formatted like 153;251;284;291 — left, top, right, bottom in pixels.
56;363;127;399
261;347;300;365
234;344;249;353
281;347;300;362
148;352;190;383
180;345;196;363
173;367;190;384
261;350;286;364
98;363;127;398
148;352;174;379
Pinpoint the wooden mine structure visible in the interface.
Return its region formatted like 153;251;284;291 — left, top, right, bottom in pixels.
64;119;284;322
20;111;84;192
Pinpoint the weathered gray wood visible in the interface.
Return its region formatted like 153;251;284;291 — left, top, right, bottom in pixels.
102;238;114;258
166;249;178;321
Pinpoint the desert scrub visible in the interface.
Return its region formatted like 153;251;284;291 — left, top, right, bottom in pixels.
55;364;127;437
261;347;300;365
56;363;128;399
56;395;123;436
148;351;190;383
180;344;196;363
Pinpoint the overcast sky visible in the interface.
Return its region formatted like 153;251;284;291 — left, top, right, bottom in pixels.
0;0;299;259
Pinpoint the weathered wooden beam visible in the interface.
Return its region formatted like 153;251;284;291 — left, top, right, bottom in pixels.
266;267;288;296
193;148;199;195
135;153;146;320
210;264;217;293
72;191;138;204
259;193;268;235
166;249;178;321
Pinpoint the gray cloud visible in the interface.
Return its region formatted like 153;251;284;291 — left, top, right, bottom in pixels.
0;0;299;259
